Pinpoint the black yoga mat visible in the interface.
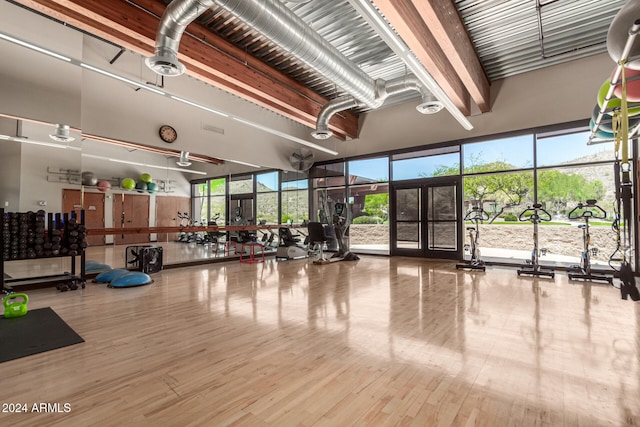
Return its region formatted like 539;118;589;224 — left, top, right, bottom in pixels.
0;307;84;363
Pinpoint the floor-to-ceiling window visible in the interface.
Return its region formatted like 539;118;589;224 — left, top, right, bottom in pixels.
208;177;226;226
311;162;346;252
535;129;617;268
192;181;208;225
348;157;390;254
256;171;279;224
461;134;535;263
458;129;619;267
228;174;254;226
281;171;308;224
190;122;627;266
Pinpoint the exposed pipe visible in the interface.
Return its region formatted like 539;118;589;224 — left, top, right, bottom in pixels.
148;0;444;140
147;0;380;108
312;95;364;140
145;0;215;76
313;75;442;139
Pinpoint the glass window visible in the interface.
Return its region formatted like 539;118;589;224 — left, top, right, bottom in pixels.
192;196;208;225
349;183;389;254
256;171;278;192
313;187;346;223
209;178;226;196
281;179;308;191
229;175;253;194
463;171;534;209
392;152;460;181
463;134;533;173
537;165;612;220
256;172;278;224
537;130;614;167
281;188;308;224
348;157;389;183
256;192;278;224
209;195;226;226
192;181;207;197
462;171;534;265
311;162;345;188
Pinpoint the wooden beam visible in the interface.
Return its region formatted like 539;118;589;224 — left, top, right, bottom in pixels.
412;0;490;112
14;0;359;140
372;0;471;116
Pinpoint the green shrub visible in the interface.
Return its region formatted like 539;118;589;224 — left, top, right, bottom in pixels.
352;216;383;224
503;212;518;222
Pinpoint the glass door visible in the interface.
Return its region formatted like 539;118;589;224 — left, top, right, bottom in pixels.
425;183;459;259
392;186;423;256
391;178;461;259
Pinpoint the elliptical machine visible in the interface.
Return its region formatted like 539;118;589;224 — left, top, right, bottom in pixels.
566;200;613;284
456;206;489;271
331;202;359;261
517;204;555;278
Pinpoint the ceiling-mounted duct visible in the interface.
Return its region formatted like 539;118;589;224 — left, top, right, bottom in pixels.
148;0;380;108
148;0;441;140
49;124;75;143
416;92;444;115
177;151;192;166
313;74;441;139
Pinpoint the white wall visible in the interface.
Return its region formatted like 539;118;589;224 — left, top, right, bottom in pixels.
79;35;330;173
0;141;21;211
0;1;81;128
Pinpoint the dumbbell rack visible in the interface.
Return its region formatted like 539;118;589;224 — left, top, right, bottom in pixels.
1;208;87;292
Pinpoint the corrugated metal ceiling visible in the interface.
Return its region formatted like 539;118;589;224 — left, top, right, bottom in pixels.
160;0;625;110
455;0;626;80
182;0;417;112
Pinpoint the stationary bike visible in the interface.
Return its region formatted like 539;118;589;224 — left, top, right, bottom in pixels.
567;200;613;284
517;204;554;278
456;206;489;271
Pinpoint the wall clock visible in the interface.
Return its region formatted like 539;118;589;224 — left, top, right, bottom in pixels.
159;125;177;143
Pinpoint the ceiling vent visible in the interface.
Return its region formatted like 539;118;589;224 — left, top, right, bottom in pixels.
49;124;75;142
177;151;192;166
416;91;444;115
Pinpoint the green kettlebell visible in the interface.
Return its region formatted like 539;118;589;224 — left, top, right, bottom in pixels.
3;293;29;318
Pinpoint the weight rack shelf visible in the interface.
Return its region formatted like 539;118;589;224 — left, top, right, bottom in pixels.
1;208;87;292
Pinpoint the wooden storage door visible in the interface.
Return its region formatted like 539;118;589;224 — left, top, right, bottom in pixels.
156;196;190;242
112;193;150;245
62;189;105;247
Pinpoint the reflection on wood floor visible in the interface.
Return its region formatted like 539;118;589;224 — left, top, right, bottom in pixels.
1;256;639;426
4;241;270;280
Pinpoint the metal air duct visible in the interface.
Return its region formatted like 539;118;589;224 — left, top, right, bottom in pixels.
177;151;192;166
145;0;215;76
49;124;75;143
148;0;380;108
148;0;442;141
313;74;440;139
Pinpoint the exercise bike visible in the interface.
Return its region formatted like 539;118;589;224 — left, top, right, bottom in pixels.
456;206;489;271
517;204;555;279
566;200;613;284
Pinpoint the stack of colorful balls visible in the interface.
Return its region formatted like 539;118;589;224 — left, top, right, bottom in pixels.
120;174;157;194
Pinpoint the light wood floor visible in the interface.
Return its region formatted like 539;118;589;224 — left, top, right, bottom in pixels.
0;256;639;426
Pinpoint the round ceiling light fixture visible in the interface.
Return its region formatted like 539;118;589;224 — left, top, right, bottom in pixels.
49;124;75;142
